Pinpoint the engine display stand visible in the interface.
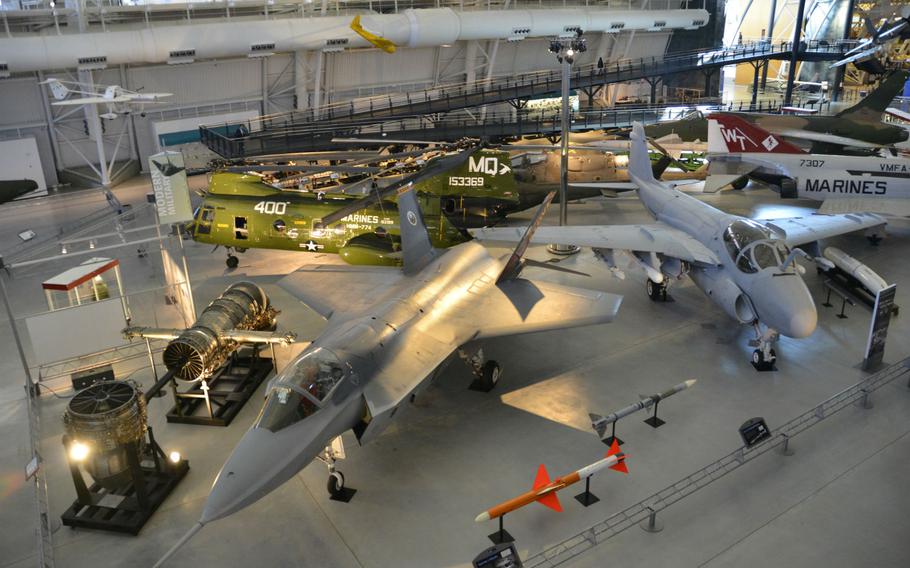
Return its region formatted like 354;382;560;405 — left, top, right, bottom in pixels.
60;427;189;535
166;347;273;426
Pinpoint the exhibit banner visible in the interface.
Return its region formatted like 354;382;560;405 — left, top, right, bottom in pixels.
149;150;193;225
863;284;897;371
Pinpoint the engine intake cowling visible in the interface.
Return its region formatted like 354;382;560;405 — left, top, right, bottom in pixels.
690;270;757;324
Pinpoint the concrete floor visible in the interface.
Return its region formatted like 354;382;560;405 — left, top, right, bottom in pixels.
0;176;908;568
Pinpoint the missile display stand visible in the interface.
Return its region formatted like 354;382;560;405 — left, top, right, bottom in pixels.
165;344;273;426
61;427;189;534
488;515;515;545
574;478;600;507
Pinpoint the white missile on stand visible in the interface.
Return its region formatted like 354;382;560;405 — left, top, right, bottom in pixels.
822;247;889;296
590;379;696;440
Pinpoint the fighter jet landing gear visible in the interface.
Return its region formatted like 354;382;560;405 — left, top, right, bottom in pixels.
460;347;501;392
318;436;356;502
750;325;778;372
646;278;669;302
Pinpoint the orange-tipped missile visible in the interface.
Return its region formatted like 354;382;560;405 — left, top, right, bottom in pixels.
474;440;628;523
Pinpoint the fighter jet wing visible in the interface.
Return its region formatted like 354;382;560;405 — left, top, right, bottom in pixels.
356;276;621;444
763;212;886;247
469;278;622;339
277;264;404;320
818;197;910;218
471;224;721;265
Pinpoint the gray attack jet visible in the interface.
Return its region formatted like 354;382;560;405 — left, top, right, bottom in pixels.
472;123;887;370
156;186;622;566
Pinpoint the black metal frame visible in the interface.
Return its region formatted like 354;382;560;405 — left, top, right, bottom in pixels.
166;345;273;427
60;427;189;535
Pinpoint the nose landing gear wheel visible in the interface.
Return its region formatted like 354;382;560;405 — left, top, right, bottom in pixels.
226;254;239;268
751;348;777;371
646;278;667;302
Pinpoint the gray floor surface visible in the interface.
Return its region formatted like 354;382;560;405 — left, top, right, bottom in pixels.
0;177;907;568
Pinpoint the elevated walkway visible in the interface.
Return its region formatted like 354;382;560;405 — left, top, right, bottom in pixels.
200;39;852;158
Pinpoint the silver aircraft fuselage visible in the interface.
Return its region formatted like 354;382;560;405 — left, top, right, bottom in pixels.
633;173;817;339
202;241;501;523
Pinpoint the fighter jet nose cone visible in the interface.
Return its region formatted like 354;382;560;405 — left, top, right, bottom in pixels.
786;308;817;339
201;427;283;524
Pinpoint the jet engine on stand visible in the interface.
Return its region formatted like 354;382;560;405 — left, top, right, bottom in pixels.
124;281;298;426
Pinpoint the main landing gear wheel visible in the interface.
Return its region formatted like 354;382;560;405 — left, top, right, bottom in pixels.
480;361;501;391
751;348;776;371
226;254;239;268
327;471;345;498
646;278;667;301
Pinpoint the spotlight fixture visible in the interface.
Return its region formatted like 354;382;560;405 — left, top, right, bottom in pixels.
169;451;181;464
69;441;90;462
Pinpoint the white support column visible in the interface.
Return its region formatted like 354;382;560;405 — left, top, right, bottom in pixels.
118;64;140;164
77;68;110;187
261;57;269;116
35;71;64;179
465;40;478;85
479;39;499;121
294;50;309;111
313;50;325;119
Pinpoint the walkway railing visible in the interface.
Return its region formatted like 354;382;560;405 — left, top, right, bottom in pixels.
200;39;852;157
522;357;910;568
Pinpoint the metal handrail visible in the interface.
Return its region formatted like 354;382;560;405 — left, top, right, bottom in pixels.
522;357;910;568
199;38;852;157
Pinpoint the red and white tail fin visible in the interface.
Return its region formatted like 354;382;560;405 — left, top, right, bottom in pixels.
707;113;806;155
532;464;563;512
606;439;629;474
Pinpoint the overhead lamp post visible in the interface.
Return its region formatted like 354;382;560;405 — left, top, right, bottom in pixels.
547;30;586;256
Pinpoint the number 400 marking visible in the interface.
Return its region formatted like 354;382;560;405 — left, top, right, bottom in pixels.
254;201;289;215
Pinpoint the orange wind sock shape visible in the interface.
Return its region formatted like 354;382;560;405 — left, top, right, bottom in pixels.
475;440;628;523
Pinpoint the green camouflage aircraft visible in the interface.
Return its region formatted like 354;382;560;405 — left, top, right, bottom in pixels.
644;70;910;153
191;148;599;267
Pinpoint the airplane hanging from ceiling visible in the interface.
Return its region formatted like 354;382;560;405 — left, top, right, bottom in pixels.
39;78;172;119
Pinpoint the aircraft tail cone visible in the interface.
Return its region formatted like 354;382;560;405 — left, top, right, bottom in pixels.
154;521;205;568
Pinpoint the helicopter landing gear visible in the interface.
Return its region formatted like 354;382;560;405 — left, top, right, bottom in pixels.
750;324;778;371
224;246;242;268
318;436;355;502
646;278;668;302
460;347;501;392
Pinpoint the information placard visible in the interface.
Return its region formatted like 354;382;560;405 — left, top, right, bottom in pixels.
863;284;897;371
148;151;193;225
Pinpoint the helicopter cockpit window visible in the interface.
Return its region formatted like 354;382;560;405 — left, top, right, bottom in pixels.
256;348;346;432
723;219;790;273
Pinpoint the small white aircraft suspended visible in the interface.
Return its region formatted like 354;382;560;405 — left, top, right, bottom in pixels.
39;78;172;119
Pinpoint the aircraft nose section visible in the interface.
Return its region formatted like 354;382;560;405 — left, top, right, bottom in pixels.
752;272;818;338
201;427;292;524
785;307;817;339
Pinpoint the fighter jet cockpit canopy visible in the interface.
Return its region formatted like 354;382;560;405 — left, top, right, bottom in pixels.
256;348;347;432
722;219;791;274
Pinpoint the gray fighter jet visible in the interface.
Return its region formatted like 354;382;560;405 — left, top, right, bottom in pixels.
156;185;622;566
472;123;887;370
